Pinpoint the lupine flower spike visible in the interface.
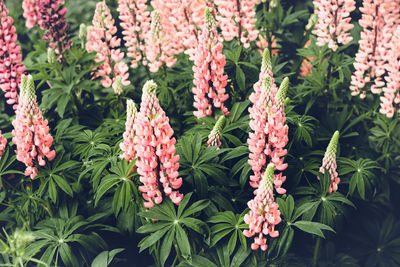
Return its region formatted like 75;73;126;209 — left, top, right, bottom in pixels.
312;0;356;51
134;80;183;208
117;0;150;69
0;1;26;110
144;10;180;73
248;49;277;188
380;26;400;118
0;131;6;159
86;0;130;92
243;163;281;251
269;77;289;194
192;7;229;119
120;99;138;163
12;75;56;179
350;1;400;98
207;115;226;149
214;0;258;48
320;130;340;194
37;0;71;56
22;0;39;28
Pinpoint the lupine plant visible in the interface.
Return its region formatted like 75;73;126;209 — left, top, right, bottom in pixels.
0;0;399;266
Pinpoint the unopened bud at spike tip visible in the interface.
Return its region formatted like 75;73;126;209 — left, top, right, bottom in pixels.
47;48;56;64
204;7;214;28
143;80;158;95
261;49;272;73
276;77;289;106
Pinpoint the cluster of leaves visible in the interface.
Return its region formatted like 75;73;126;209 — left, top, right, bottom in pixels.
0;0;399;267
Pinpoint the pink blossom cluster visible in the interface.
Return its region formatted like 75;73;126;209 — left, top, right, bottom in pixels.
134;80;183;208
143;9;182;73
350;1;400;99
312;0;356;51
163;0;212;61
192;8;229;119
12;75;55;179
256;34;278;56
117;0;150;69
320;131;340;194
248;49;288;195
86;0;130;93
0;1;26;110
22;0;39;28
0;130;6;159
207;115;226;149
36;0;71;55
243;164;281;251
380;26;400;117
120;99;138;163
214;0;258;48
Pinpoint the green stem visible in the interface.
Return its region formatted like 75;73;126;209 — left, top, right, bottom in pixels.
173;238;182;265
171;254;178;267
312;237;321;267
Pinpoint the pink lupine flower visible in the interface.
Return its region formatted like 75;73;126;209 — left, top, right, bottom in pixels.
207;115;226;149
243;164;281;251
350;1;400;97
0;1;26;110
192;8;229;119
22;0;39;28
117;0;150;69
37;0;71;56
214;0;258;48
320;131;340;194
144;9;182;73
120;99;138;163
312;0;356;51
0;131;6;159
380;26;400;118
86;0;130;92
134;80;183;208
248;49;289;194
12;75;56;179
256;34;278;56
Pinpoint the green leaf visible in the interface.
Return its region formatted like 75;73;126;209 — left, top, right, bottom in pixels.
53;174;73;197
235;65;246;91
176;224;191;261
48;178;57;203
293;221;335;238
139;226;171;253
160;228;175;267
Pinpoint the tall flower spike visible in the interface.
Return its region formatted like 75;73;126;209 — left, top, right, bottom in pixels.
12;75;56;179
86;0;130;91
320;131;340;194
380;26;400;118
0;1;26;110
144;9;181;72
120;99;137;163
117;0;150;69
22;0;39;28
268;77;289;194
0;130;6;159
350;1;400;98
248;49;277;188
37;0;71;56
134;80;183;208
207;115;226;148
312;0;356;51
214;0;258;47
192;7;229;119
243;164;281;251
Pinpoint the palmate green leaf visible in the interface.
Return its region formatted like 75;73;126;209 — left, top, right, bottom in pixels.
53;174;73;197
293;221;334;238
236;65;246;91
338;158;379;199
